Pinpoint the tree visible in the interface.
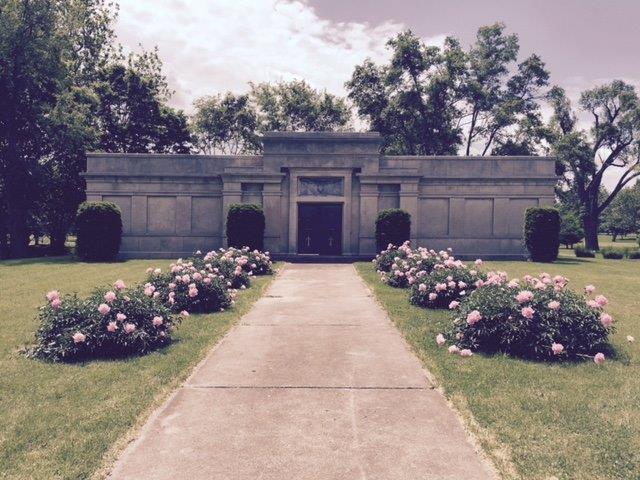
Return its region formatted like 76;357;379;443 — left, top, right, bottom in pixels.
191;93;260;155
346;24;550;156
459;23;549;155
550;81;640;250
559;212;584;248
0;0;67;257
600;183;640;241
94;50;192;154
250;79;351;133
346;31;463;154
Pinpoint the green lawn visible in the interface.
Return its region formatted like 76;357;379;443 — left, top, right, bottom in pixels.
0;257;278;479
356;255;640;480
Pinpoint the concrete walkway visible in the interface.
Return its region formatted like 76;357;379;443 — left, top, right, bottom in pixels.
109;264;497;480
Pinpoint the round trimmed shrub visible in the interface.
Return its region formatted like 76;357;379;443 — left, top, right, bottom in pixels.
601;247;625;259
226;204;265;251
29;282;178;362
375;209;411;252
448;273;613;361
75;201;122;261
524;207;560;262
574;245;596;258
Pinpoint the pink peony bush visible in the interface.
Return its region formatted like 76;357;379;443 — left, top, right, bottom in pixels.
29;282;178;362
409;261;486;309
447;272;614;361
375;242;453;289
146;259;233;314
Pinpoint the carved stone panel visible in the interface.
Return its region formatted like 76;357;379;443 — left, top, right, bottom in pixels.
298;177;343;196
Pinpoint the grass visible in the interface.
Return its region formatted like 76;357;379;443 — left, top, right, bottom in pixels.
0;256;278;479
355;254;640;480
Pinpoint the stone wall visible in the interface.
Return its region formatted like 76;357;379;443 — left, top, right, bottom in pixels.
85;132;556;259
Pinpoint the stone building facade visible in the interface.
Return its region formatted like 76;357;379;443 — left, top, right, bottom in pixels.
85;132;556;259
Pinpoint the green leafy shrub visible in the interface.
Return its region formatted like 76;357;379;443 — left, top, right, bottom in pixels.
628;250;640;259
409;263;486;308
226;204;265;250
146;260;233;314
574;245;596;258
29;282;178;362
75;201;122;261
447;272;613;361
559;213;584;248
375;209;411;252
601;247;625;259
524;207;560;262
372;244;406;272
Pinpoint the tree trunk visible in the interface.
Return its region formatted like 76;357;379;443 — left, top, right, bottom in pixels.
49;225;68;255
612;233;618;242
583;214;600;251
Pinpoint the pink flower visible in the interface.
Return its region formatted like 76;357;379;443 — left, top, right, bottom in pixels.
124;323;136;334
521;306;535;319
98;303;111;315
547;301;560;311
46;290;59;302
152;316;163;327
188;288;198;298
428;293;437;301
181;274;190;283
436;334;446;347
113;279;126;291
168;283;176;290
193;272;203;281
627;335;635;343
448;345;460;354
449;301;460;309
418;283;427;292
72;332;86;343
51;298;62;310
435;283;447;292
587;300;600;309
460;349;473;357
585;285;596;294
516;290;534;304
600;313;613;327
475;259;483;266
116;313;127;322
180;310;189;317
153;268;162;275
595;295;608;307
146;267;153;274
144;287;154;297
107;322;118;332
593;352;605;365
551;343;564;355
466;310;482;325
104;291;117;303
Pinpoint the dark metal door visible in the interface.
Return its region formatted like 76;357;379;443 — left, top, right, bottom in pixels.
297;204;342;255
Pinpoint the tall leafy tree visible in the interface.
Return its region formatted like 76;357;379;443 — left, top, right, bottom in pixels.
0;0;67;257
346;32;463;154
250;79;351;133
550;81;640;250
459;23;549;155
346;24;549;156
600;183;640;241
191;93;260;155
95;50;192;154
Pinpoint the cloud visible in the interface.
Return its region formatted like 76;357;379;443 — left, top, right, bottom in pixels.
115;0;443;112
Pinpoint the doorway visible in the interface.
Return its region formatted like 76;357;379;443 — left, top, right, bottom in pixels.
297;203;342;255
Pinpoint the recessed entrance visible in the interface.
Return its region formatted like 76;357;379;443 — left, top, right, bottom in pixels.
297;203;342;255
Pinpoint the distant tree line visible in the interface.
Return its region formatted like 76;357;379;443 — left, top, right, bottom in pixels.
1;1;638;258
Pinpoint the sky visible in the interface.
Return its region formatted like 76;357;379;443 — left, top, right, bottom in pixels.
114;0;639;187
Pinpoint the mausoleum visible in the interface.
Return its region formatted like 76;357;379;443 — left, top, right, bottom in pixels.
85;132;556;259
